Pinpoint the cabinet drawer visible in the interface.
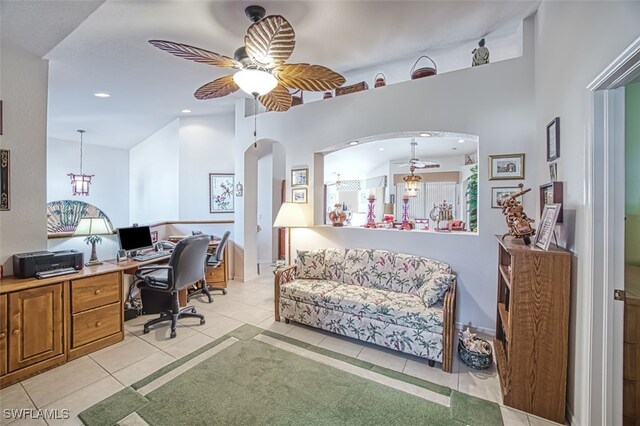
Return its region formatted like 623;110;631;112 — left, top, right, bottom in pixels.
205;265;224;284
72;303;121;348
72;273;120;313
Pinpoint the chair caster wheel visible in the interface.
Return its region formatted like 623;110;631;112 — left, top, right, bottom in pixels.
143;327;150;334
222;289;227;295
170;331;177;338
200;319;206;325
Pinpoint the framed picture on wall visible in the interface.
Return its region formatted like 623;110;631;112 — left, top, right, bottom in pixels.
209;173;235;213
491;186;521;209
292;188;308;203
489;153;525;180
291;168;308;186
547;117;560;161
0;149;9;211
539;182;563;223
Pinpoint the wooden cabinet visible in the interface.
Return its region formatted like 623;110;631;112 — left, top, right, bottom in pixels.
68;272;123;360
494;236;571;424
204;244;229;290
0;266;124;387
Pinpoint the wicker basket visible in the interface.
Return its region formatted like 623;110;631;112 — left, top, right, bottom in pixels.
458;337;493;370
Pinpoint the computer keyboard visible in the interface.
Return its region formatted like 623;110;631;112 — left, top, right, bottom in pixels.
133;251;169;261
36;267;78;279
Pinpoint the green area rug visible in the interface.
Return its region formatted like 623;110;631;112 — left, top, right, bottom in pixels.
79;325;502;426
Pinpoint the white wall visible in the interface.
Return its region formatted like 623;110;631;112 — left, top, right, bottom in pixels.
533;2;640;424
129;119;179;225
0;39;49;274
178;113;235;220
47;137;129;227
257;153;273;264
235;18;537;332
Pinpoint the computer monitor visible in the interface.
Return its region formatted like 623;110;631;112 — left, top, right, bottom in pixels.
117;225;153;252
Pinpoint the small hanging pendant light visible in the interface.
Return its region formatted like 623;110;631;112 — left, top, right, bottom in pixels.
67;129;94;196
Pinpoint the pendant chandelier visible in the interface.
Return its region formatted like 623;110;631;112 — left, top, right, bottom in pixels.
403;166;422;197
68;129;94;196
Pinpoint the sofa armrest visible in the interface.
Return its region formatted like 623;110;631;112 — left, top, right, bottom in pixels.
274;264;297;321
441;279;457;373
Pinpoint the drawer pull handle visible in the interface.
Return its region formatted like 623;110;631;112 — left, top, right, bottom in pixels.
95;289;102;295
12;329;19;335
96;321;102;327
0;332;6;339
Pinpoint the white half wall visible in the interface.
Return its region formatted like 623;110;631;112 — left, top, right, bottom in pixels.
235;18;537;332
129;119;179;225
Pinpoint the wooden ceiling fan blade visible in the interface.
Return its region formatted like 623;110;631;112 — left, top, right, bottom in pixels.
258;84;292;112
274;64;346;91
194;75;239;100
244;15;295;68
149;40;240;69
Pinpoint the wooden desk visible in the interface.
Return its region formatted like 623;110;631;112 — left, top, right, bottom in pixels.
0;264;124;388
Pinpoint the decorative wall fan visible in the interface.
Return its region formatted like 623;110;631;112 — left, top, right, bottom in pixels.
149;5;346;112
393;138;440;169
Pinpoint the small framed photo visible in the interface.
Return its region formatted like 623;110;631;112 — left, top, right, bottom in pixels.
535;203;562;251
292;187;308;203
151;230;159;243
549;162;558;181
547;117;560;161
291;168;308;186
0;149;9;211
539;182;563;223
491;186;521;209
489;153;525;180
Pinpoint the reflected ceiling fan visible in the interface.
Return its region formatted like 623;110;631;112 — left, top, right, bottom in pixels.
149;5;346;112
393;138;440;169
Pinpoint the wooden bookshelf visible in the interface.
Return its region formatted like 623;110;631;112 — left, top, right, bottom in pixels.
495;236;571;424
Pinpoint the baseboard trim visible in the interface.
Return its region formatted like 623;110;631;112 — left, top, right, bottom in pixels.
241;273;260;282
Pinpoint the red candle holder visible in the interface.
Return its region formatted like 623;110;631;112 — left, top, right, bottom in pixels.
365;194;377;228
400;196;411;230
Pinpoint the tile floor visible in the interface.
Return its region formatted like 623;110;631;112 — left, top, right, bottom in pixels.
0;274;562;426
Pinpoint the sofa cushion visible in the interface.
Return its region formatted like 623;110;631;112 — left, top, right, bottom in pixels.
280;279;341;305
392;253;453;295
296;249;326;279
324;248;346;281
417;271;456;307
342;248;376;287
318;284;444;334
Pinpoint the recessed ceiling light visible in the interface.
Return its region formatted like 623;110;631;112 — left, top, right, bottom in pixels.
420;132;431;137
458;139;465;143
182;109;191;113
379;148;384;151
94;92;110;98
349;141;359;146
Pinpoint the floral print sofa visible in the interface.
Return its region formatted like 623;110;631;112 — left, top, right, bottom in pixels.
274;248;457;372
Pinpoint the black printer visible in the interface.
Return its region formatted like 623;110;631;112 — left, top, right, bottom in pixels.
13;250;83;278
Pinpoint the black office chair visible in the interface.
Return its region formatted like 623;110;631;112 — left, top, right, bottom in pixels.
188;231;231;303
136;234;210;338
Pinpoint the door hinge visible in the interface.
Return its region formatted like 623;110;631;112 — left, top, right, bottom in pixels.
614;289;626;301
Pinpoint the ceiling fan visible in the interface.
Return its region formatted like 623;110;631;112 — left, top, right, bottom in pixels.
393;138;440;169
149;5;346;112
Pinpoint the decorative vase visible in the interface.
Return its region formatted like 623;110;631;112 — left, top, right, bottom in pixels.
400;195;411;230
328;204;346;227
364;194;376;228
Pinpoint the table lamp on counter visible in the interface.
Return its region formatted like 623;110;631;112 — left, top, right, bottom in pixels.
73;217;114;266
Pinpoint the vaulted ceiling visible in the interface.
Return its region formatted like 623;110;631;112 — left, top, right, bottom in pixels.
2;1;541;149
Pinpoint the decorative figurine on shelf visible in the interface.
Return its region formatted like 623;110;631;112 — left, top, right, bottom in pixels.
364;194;377;228
500;187;536;245
472;38;490;67
400;193;411;230
329;203;347;227
430;200;453;231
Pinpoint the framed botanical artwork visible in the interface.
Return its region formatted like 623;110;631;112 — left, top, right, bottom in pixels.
291;168;308;186
535;203;562;251
292;187;308;203
0;149;9;211
489;153;525;180
491;186;521;209
539;182;563;223
547;117;560;162
549;162;558;181
209;173;234;213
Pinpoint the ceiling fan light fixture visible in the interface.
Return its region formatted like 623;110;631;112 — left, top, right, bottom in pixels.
233;69;278;97
403;167;422;197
